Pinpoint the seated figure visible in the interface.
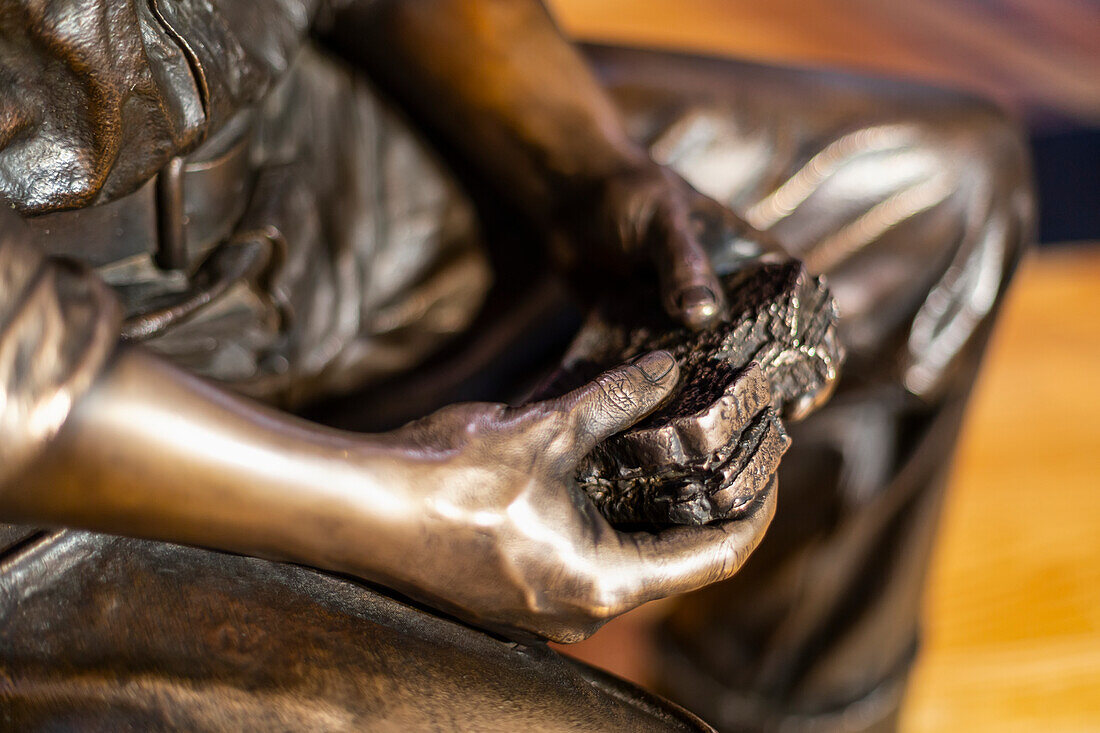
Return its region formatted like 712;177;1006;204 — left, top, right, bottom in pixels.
0;1;1032;730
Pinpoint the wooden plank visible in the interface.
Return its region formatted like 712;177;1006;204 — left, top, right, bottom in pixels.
901;247;1100;731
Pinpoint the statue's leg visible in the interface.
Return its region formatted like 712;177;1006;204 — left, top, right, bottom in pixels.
589;46;1034;731
0;529;711;731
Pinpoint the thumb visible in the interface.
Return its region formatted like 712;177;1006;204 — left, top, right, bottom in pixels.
547;350;679;455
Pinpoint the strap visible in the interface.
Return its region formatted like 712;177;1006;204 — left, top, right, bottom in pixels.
24;121;254;272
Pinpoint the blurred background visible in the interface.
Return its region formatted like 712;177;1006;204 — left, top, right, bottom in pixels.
545;1;1100;730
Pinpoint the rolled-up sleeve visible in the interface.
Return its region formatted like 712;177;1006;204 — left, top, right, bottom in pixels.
0;207;121;486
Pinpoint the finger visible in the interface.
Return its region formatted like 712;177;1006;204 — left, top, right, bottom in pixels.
616;477;778;606
652;201;727;330
545;350;680;456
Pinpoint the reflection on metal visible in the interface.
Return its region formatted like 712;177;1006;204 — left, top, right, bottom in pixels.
805;171;955;275
744;124;923;232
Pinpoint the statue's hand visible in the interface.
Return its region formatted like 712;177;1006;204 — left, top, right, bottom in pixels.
566;163;776;331
377;350;776;643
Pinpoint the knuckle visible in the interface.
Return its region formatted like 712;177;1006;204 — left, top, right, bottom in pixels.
594;372;640;417
526;411;579;459
518;408;555;435
576;571;626;619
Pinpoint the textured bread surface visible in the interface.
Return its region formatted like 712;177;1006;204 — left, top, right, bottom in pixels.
542;260;843;527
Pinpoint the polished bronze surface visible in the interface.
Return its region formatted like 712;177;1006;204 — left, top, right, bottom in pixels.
0;531;712;731
8;342;780;645
0;0;1033;730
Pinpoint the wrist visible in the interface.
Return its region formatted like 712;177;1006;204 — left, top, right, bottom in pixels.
556;159;684;266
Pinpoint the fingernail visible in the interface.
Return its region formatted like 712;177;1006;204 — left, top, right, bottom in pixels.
630;350;677;382
675;286;720;328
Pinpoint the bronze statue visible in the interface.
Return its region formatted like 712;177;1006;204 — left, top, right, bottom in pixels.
0;1;1032;730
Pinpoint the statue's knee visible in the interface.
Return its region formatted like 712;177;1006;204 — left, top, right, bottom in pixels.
882;98;1035;396
931;97;1036;266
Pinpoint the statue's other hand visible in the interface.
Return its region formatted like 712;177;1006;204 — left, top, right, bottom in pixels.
569;163;780;332
381;350;777;643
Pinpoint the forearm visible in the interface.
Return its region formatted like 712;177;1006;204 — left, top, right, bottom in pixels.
2;346;419;579
0;337;772;644
321;0;650;225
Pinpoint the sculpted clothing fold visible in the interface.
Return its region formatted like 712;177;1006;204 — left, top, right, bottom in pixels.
0;0;489;408
0;0;319;213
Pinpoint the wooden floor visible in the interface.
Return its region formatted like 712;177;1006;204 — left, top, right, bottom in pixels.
901;247;1100;732
548;2;1100;729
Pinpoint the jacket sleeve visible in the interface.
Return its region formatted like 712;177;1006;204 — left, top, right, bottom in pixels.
0;208;121;487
